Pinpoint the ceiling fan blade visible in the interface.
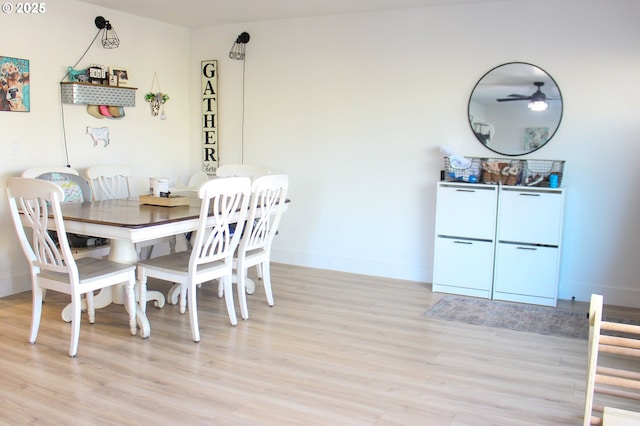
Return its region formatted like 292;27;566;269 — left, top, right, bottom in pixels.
496;97;531;102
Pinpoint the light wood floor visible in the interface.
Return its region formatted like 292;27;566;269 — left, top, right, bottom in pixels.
0;264;622;425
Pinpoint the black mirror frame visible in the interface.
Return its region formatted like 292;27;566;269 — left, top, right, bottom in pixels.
468;62;564;157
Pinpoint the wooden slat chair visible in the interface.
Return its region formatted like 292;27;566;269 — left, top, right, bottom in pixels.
215;163;271;284
5;177;137;357
136;177;251;341
584;294;640;425
231;174;289;320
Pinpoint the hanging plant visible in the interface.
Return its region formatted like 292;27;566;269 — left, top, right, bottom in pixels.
145;92;169;103
146;72;169;119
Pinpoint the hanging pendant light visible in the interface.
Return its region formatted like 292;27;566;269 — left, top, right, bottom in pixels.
229;32;250;60
95;16;120;49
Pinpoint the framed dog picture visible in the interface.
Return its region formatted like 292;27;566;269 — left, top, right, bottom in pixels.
109;67;129;86
1;56;30;112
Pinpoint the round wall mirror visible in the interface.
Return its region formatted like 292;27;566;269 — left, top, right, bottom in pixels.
468;62;563;156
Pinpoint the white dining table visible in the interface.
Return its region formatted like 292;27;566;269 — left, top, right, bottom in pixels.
56;196;276;338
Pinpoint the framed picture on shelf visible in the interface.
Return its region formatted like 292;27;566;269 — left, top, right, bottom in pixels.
109;67;129;86
109;74;118;86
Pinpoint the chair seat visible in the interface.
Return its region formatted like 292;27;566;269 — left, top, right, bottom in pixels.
39;257;136;287
138;251;227;282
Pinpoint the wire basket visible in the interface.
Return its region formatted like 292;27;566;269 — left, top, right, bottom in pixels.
523;160;565;187
443;157;483;183
442;157;564;187
480;158;525;186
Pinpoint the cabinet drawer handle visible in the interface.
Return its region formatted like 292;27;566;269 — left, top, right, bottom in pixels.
454;240;473;245
516;246;537;250
455;189;475;193
519;193;541;197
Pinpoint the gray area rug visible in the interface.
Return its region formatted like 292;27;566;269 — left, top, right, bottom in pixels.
424;295;589;339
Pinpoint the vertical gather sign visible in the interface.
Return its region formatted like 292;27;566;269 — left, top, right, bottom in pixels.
201;60;218;174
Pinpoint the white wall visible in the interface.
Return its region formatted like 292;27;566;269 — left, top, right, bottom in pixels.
189;0;640;307
0;1;190;295
2;0;640;309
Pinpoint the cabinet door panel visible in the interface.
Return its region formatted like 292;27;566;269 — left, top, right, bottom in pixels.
493;243;559;299
433;237;494;294
498;188;563;245
436;184;497;240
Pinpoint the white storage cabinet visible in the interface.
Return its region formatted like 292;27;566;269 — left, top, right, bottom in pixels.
432;183;498;298
432;182;564;306
492;186;564;306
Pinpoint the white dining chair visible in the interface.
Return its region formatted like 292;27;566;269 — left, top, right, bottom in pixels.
171;171;210;193
5;177;137;357
215;164;270;179
85;164;176;260
232;174;289;320
215;163;271;282
85;164;134;201
136;177;251;341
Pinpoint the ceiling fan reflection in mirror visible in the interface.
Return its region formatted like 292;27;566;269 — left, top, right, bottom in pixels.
496;82;559;111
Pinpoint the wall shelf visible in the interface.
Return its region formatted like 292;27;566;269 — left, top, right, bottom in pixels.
60;82;137;107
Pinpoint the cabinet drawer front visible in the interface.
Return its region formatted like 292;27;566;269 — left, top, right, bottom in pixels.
498;188;563;245
436;184;497;240
433;237;494;292
493;243;559;299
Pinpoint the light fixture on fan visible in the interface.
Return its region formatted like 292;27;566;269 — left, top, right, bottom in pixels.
527;87;549;111
95;16;119;49
497;81;552;112
229;32;250;60
528;100;548;111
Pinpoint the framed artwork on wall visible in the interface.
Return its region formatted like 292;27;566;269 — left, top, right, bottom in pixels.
1;55;30;112
524;127;549;151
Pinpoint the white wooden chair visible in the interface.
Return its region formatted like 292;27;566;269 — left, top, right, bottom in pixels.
232;174;289;320
215;163;271;283
5;177;137;357
136;177;251;342
85;164;176;259
216;164;270;179
584;294;640;425
86;164;134;201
